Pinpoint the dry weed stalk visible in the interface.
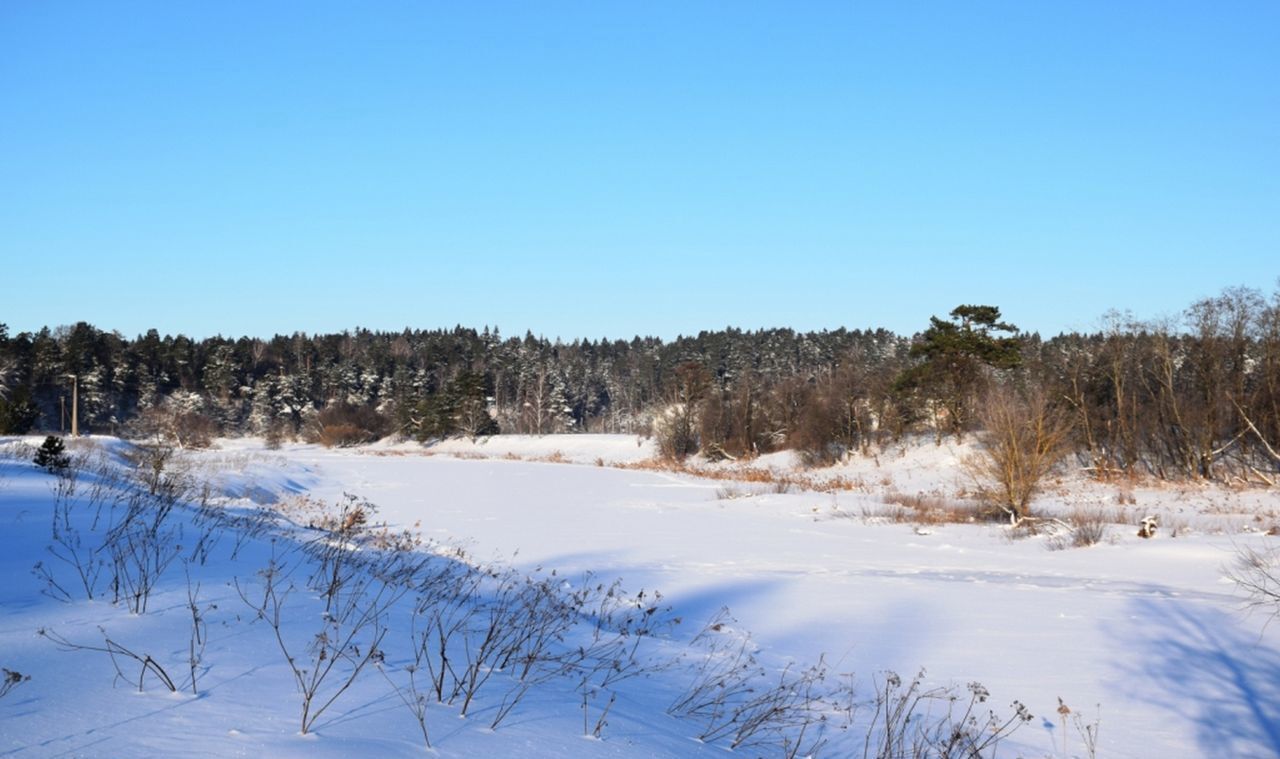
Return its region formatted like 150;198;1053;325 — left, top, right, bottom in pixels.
39;626;178;693
0;668;30;699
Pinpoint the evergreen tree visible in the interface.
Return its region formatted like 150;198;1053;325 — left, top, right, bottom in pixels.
33;436;70;473
0;386;39;434
896;305;1023;439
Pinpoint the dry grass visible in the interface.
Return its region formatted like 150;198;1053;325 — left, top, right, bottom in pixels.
0;440;37;464
853;490;992;525
824;475;866;491
364;445;881;496
1064;509;1109;548
1044;508;1135;550
618;458;867;494
1165;515;1192;537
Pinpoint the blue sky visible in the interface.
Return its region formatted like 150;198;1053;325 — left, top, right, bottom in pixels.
2;2;1276;341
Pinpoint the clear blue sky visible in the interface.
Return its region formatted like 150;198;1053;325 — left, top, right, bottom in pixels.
2;2;1276;341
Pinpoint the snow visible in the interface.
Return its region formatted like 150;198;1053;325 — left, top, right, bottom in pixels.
385;433;660;465
2;434;1278;757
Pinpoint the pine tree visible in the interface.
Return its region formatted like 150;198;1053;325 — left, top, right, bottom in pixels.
896;305;1023;439
33;436;70;473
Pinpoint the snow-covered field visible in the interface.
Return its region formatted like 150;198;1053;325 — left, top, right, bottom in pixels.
2;434;1278;758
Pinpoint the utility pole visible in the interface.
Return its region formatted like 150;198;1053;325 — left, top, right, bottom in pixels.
60;395;66;434
70;375;79;437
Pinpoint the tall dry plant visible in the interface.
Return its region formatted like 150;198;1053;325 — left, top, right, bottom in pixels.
965;385;1073;523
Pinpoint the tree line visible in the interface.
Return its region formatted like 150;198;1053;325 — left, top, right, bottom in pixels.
1;282;1278;483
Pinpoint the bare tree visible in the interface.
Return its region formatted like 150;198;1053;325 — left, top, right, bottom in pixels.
655;362;710;461
966;386;1073;523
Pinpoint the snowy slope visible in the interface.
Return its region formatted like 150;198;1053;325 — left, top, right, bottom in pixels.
2;435;1278;758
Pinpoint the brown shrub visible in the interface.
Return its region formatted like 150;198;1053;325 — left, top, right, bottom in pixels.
318;423;370;448
306;403;388;448
964;386;1073;523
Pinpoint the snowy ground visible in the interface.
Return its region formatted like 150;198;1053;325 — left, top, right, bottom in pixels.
2;434;1278;758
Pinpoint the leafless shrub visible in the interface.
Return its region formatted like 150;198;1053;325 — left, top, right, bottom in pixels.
1046;509;1110;550
457;558;572;726
236;543;408;735
39;626;177;693
1070;511;1108;547
385;552;680;738
964;386;1073;524
32;450;189;613
487;575;580;728
192;502;274;562
654;406;700;462
305;403;388;448
132;406;218;450
861;669;1033;759
421;569;482;696
33;474;105;602
377;657;434;749
103;490;183;614
413;561;655;732
372;553;481;748
669;609;850;757
184;566;212;695
453;569;553;718
121;441;175;497
395;562;490;721
278;492;373;536
669;609;767;735
234;493;428;735
561;581;676;738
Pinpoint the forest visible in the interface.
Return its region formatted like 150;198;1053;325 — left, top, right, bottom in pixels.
2;282;1278;485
